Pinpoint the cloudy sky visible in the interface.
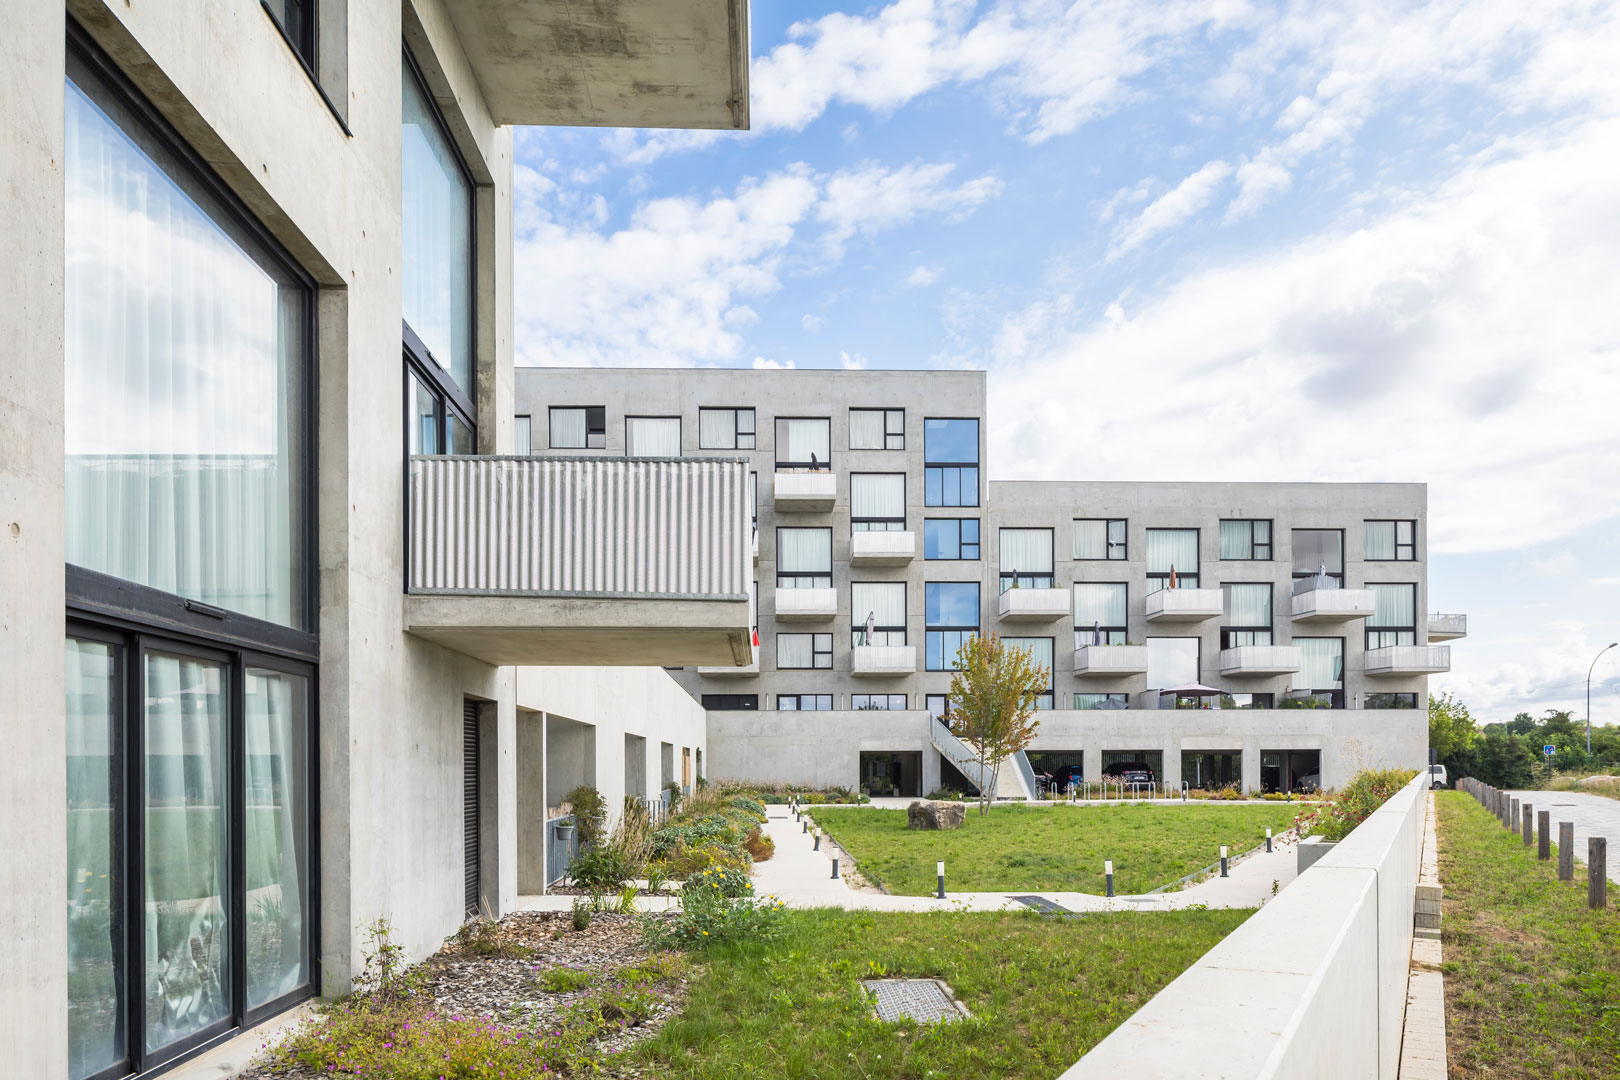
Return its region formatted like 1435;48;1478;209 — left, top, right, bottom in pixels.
512;0;1620;726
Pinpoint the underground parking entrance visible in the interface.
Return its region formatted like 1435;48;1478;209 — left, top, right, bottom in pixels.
1261;749;1321;793
860;750;922;798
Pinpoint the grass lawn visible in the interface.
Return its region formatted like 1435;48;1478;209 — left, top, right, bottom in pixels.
1437;791;1620;1079
809;803;1300;895
636;907;1251;1080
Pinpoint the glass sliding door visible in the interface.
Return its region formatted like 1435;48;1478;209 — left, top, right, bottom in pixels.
243;669;310;1011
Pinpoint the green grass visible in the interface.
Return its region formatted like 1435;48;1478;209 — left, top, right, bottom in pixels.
809;803;1300;895
636;907;1251;1079
1437;791;1620;1078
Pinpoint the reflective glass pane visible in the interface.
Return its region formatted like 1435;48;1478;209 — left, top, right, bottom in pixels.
244;670;310;1008
447;413;474;455
409;373;439;456
402;62;472;392
924;418;979;463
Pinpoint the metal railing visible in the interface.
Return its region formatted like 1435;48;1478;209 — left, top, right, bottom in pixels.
546;815;578;886
408;455;751;598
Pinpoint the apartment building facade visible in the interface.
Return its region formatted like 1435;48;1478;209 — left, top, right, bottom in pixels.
1;4;749;1079
515;367;1463;798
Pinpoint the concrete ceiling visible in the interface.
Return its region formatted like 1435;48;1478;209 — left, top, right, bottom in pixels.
442;0;750;129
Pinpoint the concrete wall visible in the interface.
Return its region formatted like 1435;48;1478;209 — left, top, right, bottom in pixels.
1063;772;1429;1080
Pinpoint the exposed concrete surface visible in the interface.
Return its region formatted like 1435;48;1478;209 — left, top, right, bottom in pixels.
1507;789;1620;883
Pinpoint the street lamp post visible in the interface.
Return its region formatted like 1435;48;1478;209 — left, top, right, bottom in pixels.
1589;643;1618;757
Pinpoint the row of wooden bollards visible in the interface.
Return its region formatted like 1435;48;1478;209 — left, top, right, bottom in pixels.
1457;777;1608;908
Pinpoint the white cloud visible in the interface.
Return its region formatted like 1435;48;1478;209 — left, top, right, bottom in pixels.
907;264;942;287
1107;160;1232;259
801;314;826;333
1531;551;1580;578
817;162;1002;255
751;357;796;369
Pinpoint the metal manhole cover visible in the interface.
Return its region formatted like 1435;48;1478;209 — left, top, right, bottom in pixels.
862;978;970;1024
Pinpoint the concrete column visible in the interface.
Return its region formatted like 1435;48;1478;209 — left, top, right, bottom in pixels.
516;711;546;894
922;747;942;797
1084;744;1103;783
1241;741;1263;794
1162;741;1182;792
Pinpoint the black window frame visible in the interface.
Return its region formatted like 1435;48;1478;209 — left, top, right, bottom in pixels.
925;581;980;671
1292;528;1346;589
1365;582;1418;649
1291;635;1346;709
776;632;833;670
1145;527;1200;592
1365;519;1417;561
775;526;833;589
850;472;907;533
924;518;980;560
1072;582;1128;647
851;694;908;710
1074;518;1128;561
513;414;532;455
699;406;756;450
1220;692;1275;709
1365;692;1419;709
1220;581;1275;650
1073;692;1129;710
548;406;607;449
1003;636;1056;710
849;407;905;450
701;694;760;711
624;414;682;457
851;581;907;648
774;416;832;470
777;694;833;711
923;417;980;507
1220;519;1273;560
258;1;349;134
998;527;1055;593
926;694;952;719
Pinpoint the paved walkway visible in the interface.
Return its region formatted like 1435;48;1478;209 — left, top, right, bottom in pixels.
1398;793;1448;1080
1507;790;1620;883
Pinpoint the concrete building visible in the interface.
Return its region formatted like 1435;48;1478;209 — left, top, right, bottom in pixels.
514;367;1464;799
2;3;748;1079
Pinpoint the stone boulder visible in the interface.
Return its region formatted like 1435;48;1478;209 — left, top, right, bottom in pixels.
908;800;967;830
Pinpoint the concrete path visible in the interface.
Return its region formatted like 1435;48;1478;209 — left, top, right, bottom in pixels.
1507;790;1620;883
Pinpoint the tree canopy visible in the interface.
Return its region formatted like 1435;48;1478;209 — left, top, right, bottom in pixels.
947;634;1048;814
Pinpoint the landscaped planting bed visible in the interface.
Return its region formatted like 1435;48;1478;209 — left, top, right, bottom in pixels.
810;802;1300;895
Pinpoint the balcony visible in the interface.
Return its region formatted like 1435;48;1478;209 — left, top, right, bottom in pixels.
852;645;917;676
1145;588;1224;623
1219;645;1303;677
774;587;837;622
698;643;758;677
1364;645;1451;677
850;531;916;566
1291;581;1376;622
751;528;759;566
439;0;749;129
773;470;837;512
998;588;1069;622
1428;613;1467;641
1073;644;1150;677
405;456;752;667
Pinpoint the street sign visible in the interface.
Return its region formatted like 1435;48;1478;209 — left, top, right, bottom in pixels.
1544;744;1556;757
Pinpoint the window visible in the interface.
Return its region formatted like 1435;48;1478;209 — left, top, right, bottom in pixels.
1366;583;1417;648
402;50;472;396
1366;520;1416;561
852;582;906;646
1293;529;1345;589
1292;638;1344;707
264;0;316;69
924;418;979;506
851;474;905;532
701;694;759;710
1004;637;1055;709
1074;692;1129;710
777;528;832;588
1073;583;1127;647
850;408;905;450
626;416;680;457
925;582;979;670
1222;583;1273;648
925;518;979;559
1000;529;1055;591
700;407;755;450
1145;529;1199;592
1074;519;1127;560
926;694;951;719
1366;692;1418;709
776;633;832;670
513;415;532;455
1220;692;1274;709
778;694;833;711
852;694;907;710
1147;638;1200;690
1219;519;1272;560
776;417;831;469
549;406;606;449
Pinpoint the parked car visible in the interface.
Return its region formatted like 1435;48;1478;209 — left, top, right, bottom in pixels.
1102;761;1156;787
1297;771;1322;793
1050;764;1086;790
1428;764;1448;789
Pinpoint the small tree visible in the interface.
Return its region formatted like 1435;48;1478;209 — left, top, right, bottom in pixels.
947;634;1048;815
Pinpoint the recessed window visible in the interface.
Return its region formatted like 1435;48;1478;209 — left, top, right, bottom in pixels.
1074;693;1129;710
776;417;831;469
853;694;908;710
1293;529;1345;589
1365;520;1416;561
1004;637;1055;709
1073;583;1127;647
1000;529;1054;592
925;518;979;559
1074;518;1127;560
549;406;606;449
1145;529;1199;593
626;416;680;457
701;694;759;710
924;418;979;507
926;694;951;719
699;407;755;450
1366;692;1418;709
513;415;532;455
1366;583;1417;649
1292;638;1344;708
777;528;832;589
925;582;979;670
852;582;906;647
1222;692;1275;709
851;474;905;532
777;633;832;670
778;694;833;711
264;0;316;69
1221;583;1273;649
1219;519;1272;560
850;408;904;450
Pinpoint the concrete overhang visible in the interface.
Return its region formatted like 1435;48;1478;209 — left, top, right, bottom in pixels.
405;594;751;666
442;0;750;129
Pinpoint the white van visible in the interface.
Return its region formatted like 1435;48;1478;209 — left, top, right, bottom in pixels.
1428;764;1448;789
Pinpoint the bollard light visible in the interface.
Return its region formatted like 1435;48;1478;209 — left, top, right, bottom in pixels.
813;828;821;851
803;818;809;834
1220;846;1229;878
1265;827;1273;854
1105;859;1115;898
937;861;946;900
832;856;840;879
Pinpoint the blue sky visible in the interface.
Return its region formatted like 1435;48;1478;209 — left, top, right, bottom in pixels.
512;0;1620;725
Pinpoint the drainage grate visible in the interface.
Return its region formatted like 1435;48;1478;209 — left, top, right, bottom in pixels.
862;979;970;1024
1011;895;1083;918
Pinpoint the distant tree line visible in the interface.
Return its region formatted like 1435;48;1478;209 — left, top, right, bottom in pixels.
1430;691;1620;788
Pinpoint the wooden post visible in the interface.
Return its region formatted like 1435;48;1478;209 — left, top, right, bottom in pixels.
1559;822;1575;881
1523;802;1534;846
1590;838;1608;909
1511;798;1520;832
1538;810;1550;860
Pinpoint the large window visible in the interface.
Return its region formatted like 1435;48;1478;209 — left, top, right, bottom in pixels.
264;0;316;69
1222;583;1273;648
1004;637;1055;709
513;415;532;455
851;474;906;532
778;694;833;711
1146;638;1200;690
1367;583;1417;648
925;582;979;670
1366;692;1418;709
1219;519;1272;560
1293;529;1344;588
701;694;759;710
850;408;904;450
925;518;979;559
924;418;979;507
777;633;832;670
1073;583;1127;647
852;582;907;646
777;528;832;588
1074;692;1129;710
402;51;472;396
626;416;681;456
1145;529;1199;592
776;417;831;469
1074;519;1127;560
1293;638;1345;707
550;406;606;449
1366;520;1416;561
700;407;755;450
1000;529;1054;591
853;694;908;710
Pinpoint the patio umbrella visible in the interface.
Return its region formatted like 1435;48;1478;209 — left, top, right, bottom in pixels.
1097;697;1129;710
1169;564;1178;589
1092;620;1102;646
864;610;875;646
1159;683;1223;710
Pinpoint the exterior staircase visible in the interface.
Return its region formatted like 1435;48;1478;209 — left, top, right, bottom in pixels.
930;718;1035;799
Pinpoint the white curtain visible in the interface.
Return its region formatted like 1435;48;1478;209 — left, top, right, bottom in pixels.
1224;583;1272;626
627;417;680;456
779;418;830;464
1145;529;1198;574
549;408;586;448
851;474;904;519
700;409;736;449
777;528;831;575
1005;637;1054;683
1371;583;1415;627
513;416;532;455
1073;519;1106;559
776;634;813;668
401;67;472;392
849;409;886;450
1220;520;1252;559
1074;583;1127;626
1000;529;1054;574
243;670;309;1009
852;582;905;627
1365;521;1396;560
65;66;305;629
1294;638;1344;689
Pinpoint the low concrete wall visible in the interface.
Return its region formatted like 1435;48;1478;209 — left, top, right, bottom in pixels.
1063;772;1428;1080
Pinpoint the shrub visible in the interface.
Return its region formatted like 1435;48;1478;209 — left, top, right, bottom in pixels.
924;788;966;801
651;887;787;950
569;841;636;892
728;794;768;820
566;784;608;849
1297;767;1419;842
742;826;775;862
664;840;752;880
683;863;754;900
451;916;532;958
571;898;592;931
663;780;683;812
